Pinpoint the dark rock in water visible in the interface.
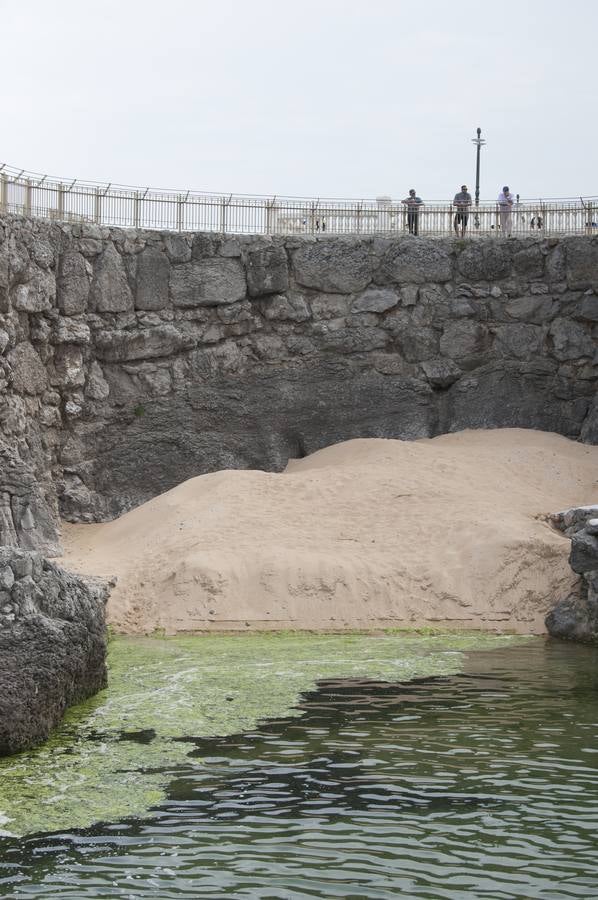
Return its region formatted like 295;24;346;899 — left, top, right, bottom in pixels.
545;589;598;643
0;548;110;756
546;507;598;642
570;531;598;574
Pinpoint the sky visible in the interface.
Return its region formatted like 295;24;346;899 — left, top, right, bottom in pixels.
2;0;596;201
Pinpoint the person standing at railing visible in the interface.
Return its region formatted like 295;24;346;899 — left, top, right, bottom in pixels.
401;189;423;235
453;185;472;236
497;186;515;236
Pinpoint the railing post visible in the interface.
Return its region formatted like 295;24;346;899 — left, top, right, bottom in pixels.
586;202;593;236
176;194;184;232
220;195;231;235
57;182;65;220
94;187;101;224
133;190;140;228
24;178;32;217
0;173;7;214
219;196;224;234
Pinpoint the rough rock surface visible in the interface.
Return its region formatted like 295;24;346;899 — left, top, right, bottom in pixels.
0;443;60;555
546;508;598;642
0;548;109;755
0;216;597;545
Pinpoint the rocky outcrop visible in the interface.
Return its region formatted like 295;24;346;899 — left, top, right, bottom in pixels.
0;548;109;755
0;216;597;547
546;507;598;642
0;443;60;555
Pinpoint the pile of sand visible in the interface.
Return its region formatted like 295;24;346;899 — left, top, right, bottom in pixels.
61;429;598;635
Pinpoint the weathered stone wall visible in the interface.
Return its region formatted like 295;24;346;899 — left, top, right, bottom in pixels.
1;215;597;545
0;548;109;755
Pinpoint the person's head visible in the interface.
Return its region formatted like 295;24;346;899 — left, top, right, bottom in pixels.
502;185;509;193
409;189;416;196
461;185;468;192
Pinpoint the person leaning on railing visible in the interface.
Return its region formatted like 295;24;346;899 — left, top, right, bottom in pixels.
401;189;423;235
453;185;472;237
497;185;515;236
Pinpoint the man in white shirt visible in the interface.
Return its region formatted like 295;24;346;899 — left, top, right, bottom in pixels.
497;186;514;236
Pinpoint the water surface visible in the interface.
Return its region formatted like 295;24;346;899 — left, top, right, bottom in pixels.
1;636;597;898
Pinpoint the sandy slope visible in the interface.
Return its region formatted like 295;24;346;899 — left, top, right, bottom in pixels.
61;429;598;634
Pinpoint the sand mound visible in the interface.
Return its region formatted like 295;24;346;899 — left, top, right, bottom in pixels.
61;429;598;635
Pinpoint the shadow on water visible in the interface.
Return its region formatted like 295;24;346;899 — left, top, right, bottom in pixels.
1;639;598;898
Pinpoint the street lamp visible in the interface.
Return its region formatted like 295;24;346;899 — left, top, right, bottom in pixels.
471;127;486;209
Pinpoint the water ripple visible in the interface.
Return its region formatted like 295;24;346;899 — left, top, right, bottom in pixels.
1;639;598;898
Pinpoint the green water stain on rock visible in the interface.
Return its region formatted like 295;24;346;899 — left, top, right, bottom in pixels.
0;631;529;836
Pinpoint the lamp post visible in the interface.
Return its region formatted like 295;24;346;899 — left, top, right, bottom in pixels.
472;127;486;209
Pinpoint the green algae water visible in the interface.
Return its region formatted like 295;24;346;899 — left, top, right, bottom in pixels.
1;633;597;897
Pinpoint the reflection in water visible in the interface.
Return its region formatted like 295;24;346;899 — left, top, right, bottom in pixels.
1;639;598;898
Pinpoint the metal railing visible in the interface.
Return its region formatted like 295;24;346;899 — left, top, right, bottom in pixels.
0;164;596;237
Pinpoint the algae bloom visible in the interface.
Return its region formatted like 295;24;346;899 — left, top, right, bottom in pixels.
0;632;525;835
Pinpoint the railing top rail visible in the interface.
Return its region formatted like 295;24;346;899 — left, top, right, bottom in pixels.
1;163;597;205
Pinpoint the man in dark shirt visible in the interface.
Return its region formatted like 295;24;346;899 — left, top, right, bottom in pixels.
453;185;472;236
401;189;423;235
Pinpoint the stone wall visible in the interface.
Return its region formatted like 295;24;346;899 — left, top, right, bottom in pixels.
0;548;108;755
1;215;597;546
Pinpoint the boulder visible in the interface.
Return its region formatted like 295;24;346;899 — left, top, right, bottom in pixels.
549;317;594;361
0;549;109;756
89;243;134;313
577;293;598;322
53;317;91;345
545;590;598;643
260;293;311;322
569;530;598;573
6;342;48;395
135;247;170;310
547;510;598;643
12;270;55;313
94;324;195;362
293;240;372;293
439;320;491;361
378;239;452;284
513;244;545;279
566;237;598;289
246;245;289;297
351;288;399;314
492;324;544;360
505;294;555;324
457;241;512;281
170;258;246;307
57;250;90;314
420;358;461;388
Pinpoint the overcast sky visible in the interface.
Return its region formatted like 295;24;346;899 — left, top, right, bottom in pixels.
3;0;596;201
